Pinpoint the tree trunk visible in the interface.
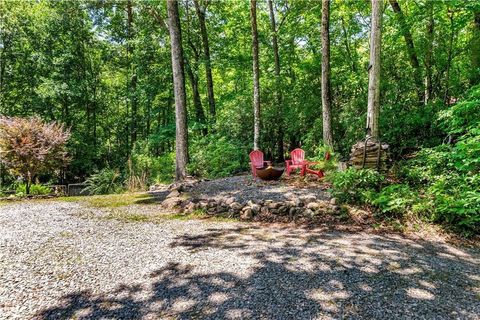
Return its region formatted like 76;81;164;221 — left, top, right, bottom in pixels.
193;0;216;121
444;9;455;103
186;61;207;135
127;0;138;147
321;0;333;149
424;0;434;104
250;0;260;151
471;9;480;85
367;0;383;141
389;0;423;103
167;0;188;181
268;0;284;161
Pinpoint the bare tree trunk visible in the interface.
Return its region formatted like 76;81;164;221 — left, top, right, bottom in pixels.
250;0;260;151
321;0;333;149
193;0;216;121
127;0;138;147
389;0;423;103
471;9;480;85
268;0;284;161
367;0;383;141
444;9;455;103
186;61;207;135
167;0;188;181
424;0;434;104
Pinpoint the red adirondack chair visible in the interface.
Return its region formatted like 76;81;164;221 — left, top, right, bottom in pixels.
249;150;271;179
285;148;305;176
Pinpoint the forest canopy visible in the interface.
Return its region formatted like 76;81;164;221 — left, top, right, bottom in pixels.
0;0;479;185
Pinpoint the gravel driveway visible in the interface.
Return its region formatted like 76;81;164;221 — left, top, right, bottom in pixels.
1;201;479;319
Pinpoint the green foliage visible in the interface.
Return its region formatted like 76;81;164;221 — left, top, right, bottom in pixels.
328;168;385;203
130;150;176;185
83;169;122;195
188;135;247;179
15;184;52;196
368;184;419;215
336;85;480;235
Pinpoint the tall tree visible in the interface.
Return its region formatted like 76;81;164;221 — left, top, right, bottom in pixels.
126;0;138;147
424;0;434;104
471;7;480;85
321;0;333;148
367;0;383;140
167;0;188;181
250;0;260;150
193;0;216;121
268;0;284;160
389;0;423;103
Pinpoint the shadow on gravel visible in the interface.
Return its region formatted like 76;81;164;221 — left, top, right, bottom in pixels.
37;228;480;319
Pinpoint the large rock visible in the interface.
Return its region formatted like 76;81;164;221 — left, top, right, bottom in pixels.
241;208;253;220
251;204;261;214
162;197;183;209
300;195;316;205
167;190;181;198
224;197;236;205
183;202;196;213
306;202;321;210
230;202;243;211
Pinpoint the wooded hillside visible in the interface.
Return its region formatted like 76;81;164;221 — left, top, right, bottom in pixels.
1;0;479;183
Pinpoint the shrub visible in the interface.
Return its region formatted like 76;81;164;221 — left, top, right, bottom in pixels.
83;168;122;195
327;168;385;204
188;135;246;179
128;150;175;188
0;116;70;194
15;183;52;196
369;184;419;216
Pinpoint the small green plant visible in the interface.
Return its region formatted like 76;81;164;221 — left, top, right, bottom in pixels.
369;184;419;215
83;168;122;195
327;168;385;204
15;183;52;196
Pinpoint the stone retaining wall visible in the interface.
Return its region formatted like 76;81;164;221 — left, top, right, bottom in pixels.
161;180;338;221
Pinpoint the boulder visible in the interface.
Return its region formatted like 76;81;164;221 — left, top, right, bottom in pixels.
224;197;236;205
251;204;261;214
167;190;181;198
162;197;183;209
230;202;243;211
241;208;253;220
304;208;314;217
306;202;321;210
300;195;316;204
184;202;196;213
330;198;337;205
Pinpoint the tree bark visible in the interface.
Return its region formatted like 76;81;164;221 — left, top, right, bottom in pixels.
268;0;284;161
127;0;138;147
444;9;455;103
321;0;333;149
367;0;383;141
471;9;480;85
250;0;260;151
424;0;434;104
186;61;207;135
167;0;188;181
193;0;216;121
389;0;423;103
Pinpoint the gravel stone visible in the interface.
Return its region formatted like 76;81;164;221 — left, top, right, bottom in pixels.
1;201;479;319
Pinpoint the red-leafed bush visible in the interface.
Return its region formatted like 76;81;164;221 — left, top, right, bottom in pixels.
0;117;70;194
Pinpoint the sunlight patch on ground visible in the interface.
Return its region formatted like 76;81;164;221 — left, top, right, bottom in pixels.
406;287;435;300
